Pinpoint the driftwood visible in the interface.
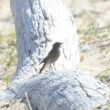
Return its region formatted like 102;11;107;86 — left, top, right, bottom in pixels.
0;0;109;110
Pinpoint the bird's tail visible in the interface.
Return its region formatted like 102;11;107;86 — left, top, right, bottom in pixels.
40;59;44;64
39;61;47;74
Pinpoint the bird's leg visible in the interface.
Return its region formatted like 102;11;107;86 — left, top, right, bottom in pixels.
53;63;56;70
49;63;52;71
48;63;56;72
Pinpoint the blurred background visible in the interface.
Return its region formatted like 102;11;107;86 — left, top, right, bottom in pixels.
0;0;110;89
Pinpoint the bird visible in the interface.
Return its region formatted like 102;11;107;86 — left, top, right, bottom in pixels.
39;42;63;73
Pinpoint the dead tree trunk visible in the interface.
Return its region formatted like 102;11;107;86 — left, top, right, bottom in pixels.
0;0;109;110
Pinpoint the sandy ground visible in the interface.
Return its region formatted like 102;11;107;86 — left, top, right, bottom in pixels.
0;0;110;89
66;0;110;76
0;0;14;35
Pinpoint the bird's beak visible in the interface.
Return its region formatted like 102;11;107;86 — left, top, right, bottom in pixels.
60;43;63;45
60;43;63;48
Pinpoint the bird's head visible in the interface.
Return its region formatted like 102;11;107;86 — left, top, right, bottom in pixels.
53;42;63;49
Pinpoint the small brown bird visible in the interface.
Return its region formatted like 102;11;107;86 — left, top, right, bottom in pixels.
39;42;63;73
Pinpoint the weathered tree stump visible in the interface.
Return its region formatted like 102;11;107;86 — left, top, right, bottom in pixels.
0;0;109;110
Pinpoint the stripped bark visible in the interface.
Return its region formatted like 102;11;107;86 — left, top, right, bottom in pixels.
0;0;109;110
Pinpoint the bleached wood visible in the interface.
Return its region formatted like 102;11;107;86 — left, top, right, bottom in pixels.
10;0;79;80
0;0;109;110
0;71;109;110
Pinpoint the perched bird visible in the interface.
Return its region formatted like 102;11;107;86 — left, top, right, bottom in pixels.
39;42;63;73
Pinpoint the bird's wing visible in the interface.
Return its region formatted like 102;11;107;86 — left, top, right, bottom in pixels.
40;50;52;64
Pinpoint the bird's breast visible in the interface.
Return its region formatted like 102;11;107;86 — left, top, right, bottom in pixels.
49;49;60;63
